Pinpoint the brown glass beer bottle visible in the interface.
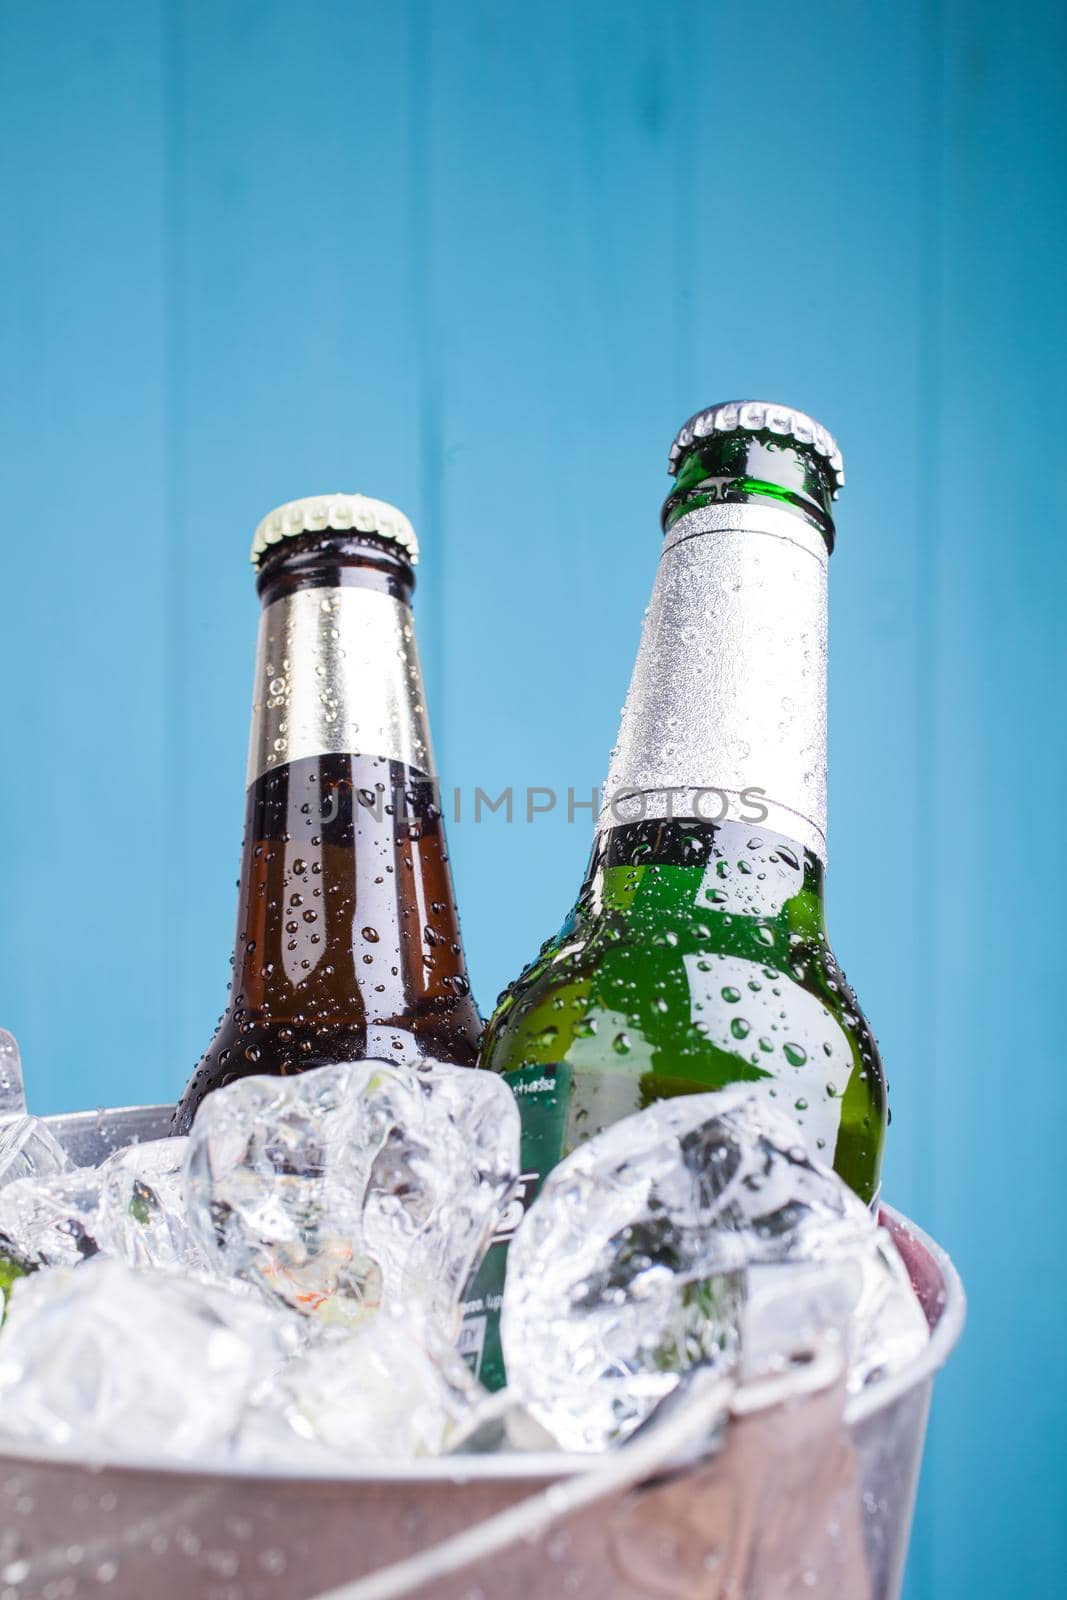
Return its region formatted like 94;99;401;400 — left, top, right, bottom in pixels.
173;494;481;1132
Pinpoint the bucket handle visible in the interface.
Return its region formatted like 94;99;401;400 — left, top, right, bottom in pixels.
313;1346;841;1600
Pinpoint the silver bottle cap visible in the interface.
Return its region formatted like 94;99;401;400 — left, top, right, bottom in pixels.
667;400;845;497
250;493;419;568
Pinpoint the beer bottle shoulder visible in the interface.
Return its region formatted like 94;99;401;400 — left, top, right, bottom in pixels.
175;992;482;1134
482;876;885;1204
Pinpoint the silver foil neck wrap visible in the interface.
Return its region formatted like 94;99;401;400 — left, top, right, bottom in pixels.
246;586;435;787
600;504;828;859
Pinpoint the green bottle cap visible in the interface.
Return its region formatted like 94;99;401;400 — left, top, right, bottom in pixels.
668;401;845;498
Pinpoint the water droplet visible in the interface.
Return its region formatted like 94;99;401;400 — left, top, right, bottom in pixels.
784;1042;808;1066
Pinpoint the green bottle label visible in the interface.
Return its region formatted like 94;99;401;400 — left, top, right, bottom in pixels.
458;1061;572;1390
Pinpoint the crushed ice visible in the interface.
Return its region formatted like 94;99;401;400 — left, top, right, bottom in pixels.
0;1068;928;1464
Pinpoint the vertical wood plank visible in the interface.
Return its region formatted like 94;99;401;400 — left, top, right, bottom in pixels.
412;0;702;1006
0;1;170;1110
165;0;421;1079
681;0;934;1213
917;4;1067;1594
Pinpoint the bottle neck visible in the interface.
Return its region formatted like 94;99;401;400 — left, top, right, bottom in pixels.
230;754;474;1052
581;817;826;928
226;536;477;1055
662;426;838;547
249;535;434;790
600;502;829;865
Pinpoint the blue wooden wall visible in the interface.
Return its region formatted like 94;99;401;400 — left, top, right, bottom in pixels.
1;4;1064;1595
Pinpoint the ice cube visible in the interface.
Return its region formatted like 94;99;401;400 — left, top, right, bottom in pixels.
185;1058;519;1333
0;1137;208;1275
0;1029;26;1118
740;1231;929;1392
502;1089;925;1451
0;1257;303;1459
448;1389;563;1455
848;1229;931;1388
0;1115;72;1188
240;1306;483;1464
97;1137;210;1272
0;1166;105;1268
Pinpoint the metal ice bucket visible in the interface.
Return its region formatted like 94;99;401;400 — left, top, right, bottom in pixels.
0;1033;964;1600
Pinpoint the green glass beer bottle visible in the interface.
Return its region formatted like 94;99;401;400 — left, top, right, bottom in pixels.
462;402;887;1388
173;494;481;1133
